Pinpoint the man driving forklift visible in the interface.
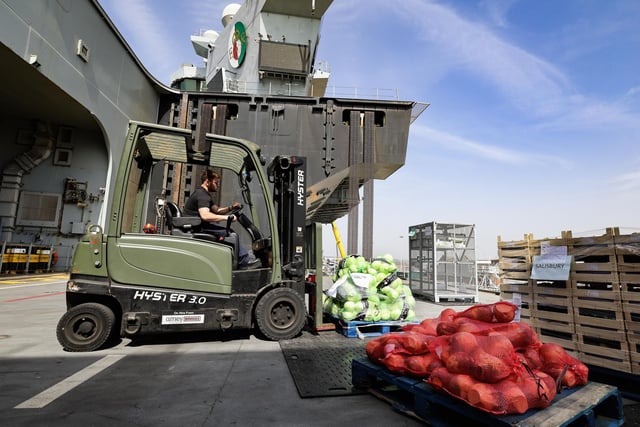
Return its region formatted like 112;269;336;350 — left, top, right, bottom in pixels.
183;169;261;269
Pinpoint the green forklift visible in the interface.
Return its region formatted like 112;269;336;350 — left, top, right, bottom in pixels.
56;121;313;351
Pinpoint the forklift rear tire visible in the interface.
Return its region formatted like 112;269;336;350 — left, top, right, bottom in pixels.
255;287;306;341
56;303;116;352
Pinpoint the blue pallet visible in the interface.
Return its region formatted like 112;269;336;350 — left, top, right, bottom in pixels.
352;358;625;427
332;317;416;338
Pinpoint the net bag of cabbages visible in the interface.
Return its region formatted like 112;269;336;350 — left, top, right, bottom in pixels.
324;272;373;321
324;254;416;321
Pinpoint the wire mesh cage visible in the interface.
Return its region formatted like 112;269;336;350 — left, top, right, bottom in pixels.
408;222;478;303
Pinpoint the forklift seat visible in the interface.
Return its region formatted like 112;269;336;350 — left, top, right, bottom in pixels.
164;201;240;269
164;201;199;236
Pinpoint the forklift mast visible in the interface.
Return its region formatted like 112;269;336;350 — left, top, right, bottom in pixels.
268;155;306;282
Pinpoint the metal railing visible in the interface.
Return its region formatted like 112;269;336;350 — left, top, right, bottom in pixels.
0;242;73;274
222;79;401;100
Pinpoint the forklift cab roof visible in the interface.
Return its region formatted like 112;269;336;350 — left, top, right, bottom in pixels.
133;123;262;173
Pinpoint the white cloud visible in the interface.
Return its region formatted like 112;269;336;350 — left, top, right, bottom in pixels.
538;93;640;131
480;0;518;28
412;124;571;168
610;170;640;192
359;0;640;132
628;86;640;96
386;0;570;113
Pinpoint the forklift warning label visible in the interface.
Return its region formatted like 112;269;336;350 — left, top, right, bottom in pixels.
161;313;205;325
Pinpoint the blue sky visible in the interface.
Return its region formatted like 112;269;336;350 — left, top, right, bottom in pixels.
99;0;640;261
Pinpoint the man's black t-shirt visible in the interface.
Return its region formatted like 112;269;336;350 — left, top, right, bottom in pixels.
181;186;251;264
183;187;214;217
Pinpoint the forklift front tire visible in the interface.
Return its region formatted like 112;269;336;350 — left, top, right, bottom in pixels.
255;287;306;341
56;303;116;352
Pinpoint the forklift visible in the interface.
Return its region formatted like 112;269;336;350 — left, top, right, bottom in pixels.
56;121;313;351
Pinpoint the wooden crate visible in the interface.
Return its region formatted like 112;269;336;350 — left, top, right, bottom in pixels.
576;339;629;375
498;263;531;282
622;300;640;333
613;232;640;274
533;280;575;326
497;235;532;282
564;228;618;254
572;283;625;332
631;351;640;375
528;234;569;257
500;284;533;323
532;279;573;326
625;305;640;374
565;229;619;285
533;317;578;354
628;330;640;354
573;300;631;373
618;273;640;350
628;326;640;374
497;234;533;261
618;272;640;303
498;228;640;374
531;279;572;298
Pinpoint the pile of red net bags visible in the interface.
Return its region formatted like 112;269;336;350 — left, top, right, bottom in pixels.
365;301;589;415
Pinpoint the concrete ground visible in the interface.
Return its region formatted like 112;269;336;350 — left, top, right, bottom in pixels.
0;273;637;426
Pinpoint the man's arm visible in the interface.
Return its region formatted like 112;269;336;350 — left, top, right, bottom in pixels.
198;207;235;223
212;201;242;214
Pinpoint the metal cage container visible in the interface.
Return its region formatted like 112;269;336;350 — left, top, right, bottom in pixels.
408;222;478;303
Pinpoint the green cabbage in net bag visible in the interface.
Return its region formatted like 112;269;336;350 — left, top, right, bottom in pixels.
325;254;413;322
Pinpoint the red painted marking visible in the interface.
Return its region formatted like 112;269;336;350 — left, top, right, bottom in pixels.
4;291;65;303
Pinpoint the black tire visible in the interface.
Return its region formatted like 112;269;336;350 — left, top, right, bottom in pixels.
56;303;116;352
255;287;306;341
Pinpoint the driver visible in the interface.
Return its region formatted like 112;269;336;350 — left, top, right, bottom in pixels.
183;169;260;269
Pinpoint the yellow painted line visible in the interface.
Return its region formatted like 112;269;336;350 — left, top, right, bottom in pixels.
0;273;69;286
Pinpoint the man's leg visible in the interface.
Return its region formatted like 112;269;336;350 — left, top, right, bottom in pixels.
201;223;255;267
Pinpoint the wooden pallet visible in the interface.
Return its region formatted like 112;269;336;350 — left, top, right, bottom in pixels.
351;358;625;427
